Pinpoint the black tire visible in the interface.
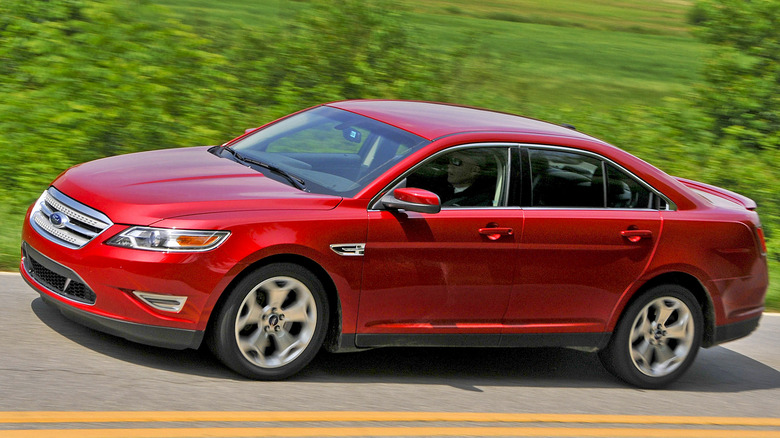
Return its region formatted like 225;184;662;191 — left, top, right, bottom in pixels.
599;284;703;389
207;263;329;380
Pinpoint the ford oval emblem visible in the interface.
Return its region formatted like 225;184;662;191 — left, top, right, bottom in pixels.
49;212;69;229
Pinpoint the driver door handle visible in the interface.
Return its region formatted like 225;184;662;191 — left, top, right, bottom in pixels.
479;227;513;241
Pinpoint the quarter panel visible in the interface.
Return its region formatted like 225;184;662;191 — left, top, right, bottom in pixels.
644;210;768;326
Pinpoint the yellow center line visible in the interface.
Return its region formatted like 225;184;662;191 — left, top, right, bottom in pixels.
1;428;780;438
1;411;779;427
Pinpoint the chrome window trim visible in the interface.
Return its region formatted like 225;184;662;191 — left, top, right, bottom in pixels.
368;143;516;212
521;144;677;211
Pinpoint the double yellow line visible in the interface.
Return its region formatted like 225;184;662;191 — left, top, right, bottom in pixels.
1;412;779;437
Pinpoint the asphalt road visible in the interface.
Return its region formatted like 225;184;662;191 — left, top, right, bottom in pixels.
1;272;778;437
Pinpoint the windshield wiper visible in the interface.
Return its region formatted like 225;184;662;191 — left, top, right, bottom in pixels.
222;146;307;191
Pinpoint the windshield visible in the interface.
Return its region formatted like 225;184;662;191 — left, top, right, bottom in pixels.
224;106;430;197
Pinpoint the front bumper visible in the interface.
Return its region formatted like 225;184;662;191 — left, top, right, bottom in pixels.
37;289;204;349
20;204;236;349
21;243;205;349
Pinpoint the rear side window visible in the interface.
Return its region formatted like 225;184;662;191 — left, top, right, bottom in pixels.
528;148;660;209
605;164;653;208
529;149;604;207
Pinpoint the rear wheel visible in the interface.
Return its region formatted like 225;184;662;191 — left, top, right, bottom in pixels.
208;263;329;380
599;285;703;389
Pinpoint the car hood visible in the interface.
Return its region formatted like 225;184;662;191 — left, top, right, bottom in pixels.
52;146;342;225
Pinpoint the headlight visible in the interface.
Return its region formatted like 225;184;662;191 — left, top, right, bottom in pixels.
106;227;230;252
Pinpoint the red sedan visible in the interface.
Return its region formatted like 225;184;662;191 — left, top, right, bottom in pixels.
20;100;768;388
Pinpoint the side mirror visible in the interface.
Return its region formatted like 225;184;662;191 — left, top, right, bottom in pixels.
381;187;441;214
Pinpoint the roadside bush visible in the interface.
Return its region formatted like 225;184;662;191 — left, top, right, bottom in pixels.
0;0;462;270
235;0;458;117
691;0;780;150
0;0;237;209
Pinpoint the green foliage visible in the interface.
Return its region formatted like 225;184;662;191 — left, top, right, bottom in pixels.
691;0;780;149
0;0;238;209
241;0;456;116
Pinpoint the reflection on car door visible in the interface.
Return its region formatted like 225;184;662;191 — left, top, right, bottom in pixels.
505;210;662;334
503;147;663;340
358;208;524;347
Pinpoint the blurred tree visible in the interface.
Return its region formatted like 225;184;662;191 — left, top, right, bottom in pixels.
243;0;457;116
0;0;236;203
691;0;780;149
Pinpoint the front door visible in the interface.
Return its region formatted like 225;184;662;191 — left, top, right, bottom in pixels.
356;145;522;347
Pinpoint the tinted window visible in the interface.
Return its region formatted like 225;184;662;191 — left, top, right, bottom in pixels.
405;147;509;208
606;164;654;208
529;149;604;207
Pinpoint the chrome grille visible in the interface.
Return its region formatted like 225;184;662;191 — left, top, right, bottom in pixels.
30;187;113;249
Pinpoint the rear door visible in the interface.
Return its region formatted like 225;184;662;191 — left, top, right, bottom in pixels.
503;146;663;338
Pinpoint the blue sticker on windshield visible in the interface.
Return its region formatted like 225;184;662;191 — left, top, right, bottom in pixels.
344;128;362;143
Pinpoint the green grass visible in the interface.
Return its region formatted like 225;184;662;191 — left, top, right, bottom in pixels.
406;0;696;36
153;0;704;113
0;208;22;272
768;261;780;312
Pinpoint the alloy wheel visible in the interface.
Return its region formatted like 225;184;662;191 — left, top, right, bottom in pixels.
234;276;317;369
628;296;694;377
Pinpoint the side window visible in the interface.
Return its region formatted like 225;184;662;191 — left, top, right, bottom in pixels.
529;149;604;207
406;147;508;208
606;164;653;208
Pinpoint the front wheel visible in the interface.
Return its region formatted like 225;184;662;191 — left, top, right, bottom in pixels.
599;285;703;389
208;263;329;380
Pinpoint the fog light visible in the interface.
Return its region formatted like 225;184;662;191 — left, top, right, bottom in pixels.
133;291;187;313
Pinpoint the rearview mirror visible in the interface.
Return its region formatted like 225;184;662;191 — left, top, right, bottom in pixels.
381;187;441;214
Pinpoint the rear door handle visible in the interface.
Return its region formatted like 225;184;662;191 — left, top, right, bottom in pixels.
479;227;513;241
621;229;653;243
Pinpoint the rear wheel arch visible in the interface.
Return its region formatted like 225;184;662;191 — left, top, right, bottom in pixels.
617;272;716;348
600;283;705;388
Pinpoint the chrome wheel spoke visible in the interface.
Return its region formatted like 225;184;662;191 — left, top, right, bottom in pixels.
238;329;270;356
653;344;677;368
655;300;679;327
631;311;651;343
236;291;263;328
273;331;301;358
234;275;318;370
283;298;313;324
631;339;654;366
665;315;691;340
628;296;695;378
264;280;296;310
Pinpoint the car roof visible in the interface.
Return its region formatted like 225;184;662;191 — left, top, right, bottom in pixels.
327;100;600;142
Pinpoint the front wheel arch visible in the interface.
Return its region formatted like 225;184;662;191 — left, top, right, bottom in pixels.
206;254;342;353
206;262;331;379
